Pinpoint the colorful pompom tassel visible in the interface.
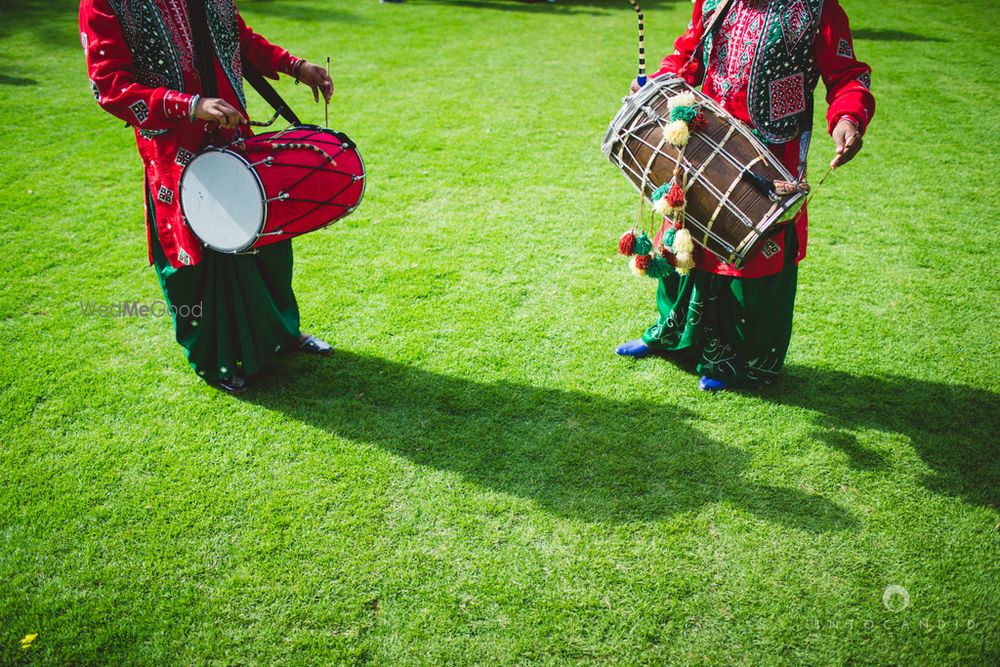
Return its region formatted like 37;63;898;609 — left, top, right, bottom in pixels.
646;254;674;279
650;183;671;201
673;226;694;255
665;182;685;209
634;233;653;256
618;230;637;256
672;226;696;275
689;113;710;133
653;182;686;216
667;92;697;110
669;105;698;123
663;120;690;147
630;253;653;277
659;244;677;266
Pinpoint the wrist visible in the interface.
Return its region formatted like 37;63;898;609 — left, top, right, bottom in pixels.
188;94;201;122
836;114;860;133
292;58;306;81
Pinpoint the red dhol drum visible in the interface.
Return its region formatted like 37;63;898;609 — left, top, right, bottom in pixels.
180;125;365;253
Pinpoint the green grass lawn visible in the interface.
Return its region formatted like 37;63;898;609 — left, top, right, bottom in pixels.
1;0;998;663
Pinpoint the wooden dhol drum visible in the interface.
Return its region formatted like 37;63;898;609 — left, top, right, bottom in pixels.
602;75;807;269
180;125;365;253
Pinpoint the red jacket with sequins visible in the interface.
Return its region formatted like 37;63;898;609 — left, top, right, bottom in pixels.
652;0;876;278
80;0;300;268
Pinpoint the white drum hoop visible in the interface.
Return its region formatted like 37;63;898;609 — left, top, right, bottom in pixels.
179;148;268;253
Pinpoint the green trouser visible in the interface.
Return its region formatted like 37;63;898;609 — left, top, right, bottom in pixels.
641;224;799;387
149;194;301;383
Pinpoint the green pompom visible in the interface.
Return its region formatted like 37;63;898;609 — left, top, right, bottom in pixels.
650;183;671;201
663;229;677;248
634;233;653;255
669;105;698;123
646;255;675;279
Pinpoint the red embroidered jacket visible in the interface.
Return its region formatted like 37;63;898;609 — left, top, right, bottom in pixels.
652;0;876;278
80;0;301;268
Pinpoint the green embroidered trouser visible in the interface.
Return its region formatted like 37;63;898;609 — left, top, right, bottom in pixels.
641;225;799;387
149;194;301;383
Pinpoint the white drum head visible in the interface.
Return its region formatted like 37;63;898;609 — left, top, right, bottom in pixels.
180;150;265;253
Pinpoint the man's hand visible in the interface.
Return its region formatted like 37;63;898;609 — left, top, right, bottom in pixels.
297;61;334;103
629;79;641;94
194;97;246;129
831;118;863;169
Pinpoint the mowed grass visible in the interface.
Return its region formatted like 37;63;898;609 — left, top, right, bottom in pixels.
1;0;998;663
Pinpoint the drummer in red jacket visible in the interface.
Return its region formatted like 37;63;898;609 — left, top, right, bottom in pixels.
615;0;875;391
80;0;334;392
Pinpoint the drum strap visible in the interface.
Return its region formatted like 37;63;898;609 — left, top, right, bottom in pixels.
188;0;218;98
678;0;735;77
244;62;303;126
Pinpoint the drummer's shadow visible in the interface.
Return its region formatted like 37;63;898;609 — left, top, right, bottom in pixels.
765;367;1000;509
249;350;857;530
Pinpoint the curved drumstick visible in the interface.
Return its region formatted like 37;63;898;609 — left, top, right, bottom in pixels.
249;107;286;127
267;142;338;167
626;0;647;88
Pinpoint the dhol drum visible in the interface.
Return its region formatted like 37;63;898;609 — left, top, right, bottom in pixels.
180;125;365;253
602;75;808;269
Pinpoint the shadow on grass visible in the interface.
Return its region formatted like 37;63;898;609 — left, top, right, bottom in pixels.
852;28;948;43
240;0;364;23
248;350;856;530
0;0;82;47
0;74;38;87
771;366;1000;508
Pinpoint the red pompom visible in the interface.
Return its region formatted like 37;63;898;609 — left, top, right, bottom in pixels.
618;231;637;256
689;113;710;132
666;182;685;208
634;254;652;272
659;246;677;267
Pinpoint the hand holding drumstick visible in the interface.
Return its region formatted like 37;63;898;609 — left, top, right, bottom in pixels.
295;60;334;104
831;117;863;169
194;98;247;129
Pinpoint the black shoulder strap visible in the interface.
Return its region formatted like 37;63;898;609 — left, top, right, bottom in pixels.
188;0;218;97
701;0;734;38
243;61;302;126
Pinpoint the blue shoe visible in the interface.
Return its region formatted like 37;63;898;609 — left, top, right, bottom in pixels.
698;376;728;392
615;339;654;358
298;334;333;356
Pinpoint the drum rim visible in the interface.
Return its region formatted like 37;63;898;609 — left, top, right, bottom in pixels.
604;76;797;185
179;147;268;254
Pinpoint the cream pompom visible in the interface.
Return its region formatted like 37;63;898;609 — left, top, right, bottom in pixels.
663;120;690;147
673;227;696;275
672;227;694;255
667;92;697;110
674;252;696;275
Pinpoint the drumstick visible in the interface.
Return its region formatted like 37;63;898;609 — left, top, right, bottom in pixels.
803;134;858;208
627;0;647;88
324;56;330;128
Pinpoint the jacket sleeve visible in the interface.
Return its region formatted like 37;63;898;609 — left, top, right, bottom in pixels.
79;0;196;130
237;11;301;80
651;0;707;86
816;0;875;135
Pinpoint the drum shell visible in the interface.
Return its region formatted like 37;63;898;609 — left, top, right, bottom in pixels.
180;125;365;253
246;126;365;250
602;77;805;268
